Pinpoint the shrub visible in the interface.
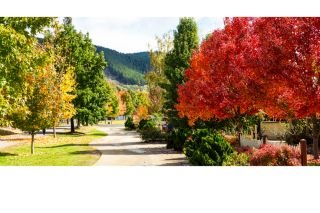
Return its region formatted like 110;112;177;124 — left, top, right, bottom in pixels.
184;129;234;166
125;116;135;129
140;128;165;142
138;118;156;130
223;152;249;166
166;128;192;151
249;144;301;166
285;119;312;145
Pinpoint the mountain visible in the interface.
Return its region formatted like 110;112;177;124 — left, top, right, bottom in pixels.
95;46;151;85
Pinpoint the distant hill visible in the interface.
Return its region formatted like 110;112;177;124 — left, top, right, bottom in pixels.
95;46;151;85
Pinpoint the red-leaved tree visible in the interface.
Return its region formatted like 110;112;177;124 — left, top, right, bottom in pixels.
250;17;320;158
176;18;262;142
177;17;320;158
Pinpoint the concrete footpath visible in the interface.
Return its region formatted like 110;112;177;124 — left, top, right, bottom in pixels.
91;125;189;166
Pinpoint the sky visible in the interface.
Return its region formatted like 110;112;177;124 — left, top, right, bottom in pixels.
72;17;225;53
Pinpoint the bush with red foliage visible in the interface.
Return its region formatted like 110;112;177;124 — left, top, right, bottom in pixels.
249;144;301;166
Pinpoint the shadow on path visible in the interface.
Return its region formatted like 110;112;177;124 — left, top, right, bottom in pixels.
70;147;180;156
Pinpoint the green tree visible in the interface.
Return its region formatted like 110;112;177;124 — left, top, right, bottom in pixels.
162;17;199;128
105;81;119;119
50;18;109;132
124;91;135;116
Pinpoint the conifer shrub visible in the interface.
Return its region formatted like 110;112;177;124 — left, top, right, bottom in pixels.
184;129;233;166
125;116;135;129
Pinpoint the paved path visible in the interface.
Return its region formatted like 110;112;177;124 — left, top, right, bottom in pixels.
91;125;189;166
0;140;17;149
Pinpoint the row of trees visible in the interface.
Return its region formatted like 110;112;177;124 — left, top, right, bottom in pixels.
176;18;320;159
0;17;118;153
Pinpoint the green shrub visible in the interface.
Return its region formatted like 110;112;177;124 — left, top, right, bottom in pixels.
285;119;312;145
223;152;249;166
184;129;233;166
125;117;135;129
166;128;192;151
140;128;165;142
138;118;156;130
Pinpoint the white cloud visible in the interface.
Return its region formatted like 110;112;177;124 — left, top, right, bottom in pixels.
71;17;224;53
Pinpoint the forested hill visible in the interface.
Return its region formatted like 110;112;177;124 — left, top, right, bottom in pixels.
95;46;150;85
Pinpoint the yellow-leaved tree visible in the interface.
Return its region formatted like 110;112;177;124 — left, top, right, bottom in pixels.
50;66;76;138
10;45;58;154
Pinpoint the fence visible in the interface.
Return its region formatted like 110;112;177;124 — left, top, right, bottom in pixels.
240;135;286;148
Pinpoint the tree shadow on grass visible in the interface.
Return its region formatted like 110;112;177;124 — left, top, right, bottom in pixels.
0;152;18;157
42;141;146;148
41;143;88;148
47;131;86;138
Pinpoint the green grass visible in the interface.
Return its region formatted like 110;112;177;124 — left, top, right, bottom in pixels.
0;128;107;166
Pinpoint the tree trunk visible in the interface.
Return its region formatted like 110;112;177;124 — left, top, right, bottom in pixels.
53;126;56;138
71;118;75;133
77;118;80;128
312;115;319;159
31;132;35;154
237;131;241;146
42;128;46;135
67;119;69;125
257;121;262;140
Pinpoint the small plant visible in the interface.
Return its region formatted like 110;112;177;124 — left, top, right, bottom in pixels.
184;129;234;166
125;116;135;129
167;128;192;151
140;128;165;142
223;152;249;166
249;144;301;166
138;118;156;130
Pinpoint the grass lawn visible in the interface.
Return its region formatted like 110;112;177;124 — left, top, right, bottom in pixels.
0;127;107;166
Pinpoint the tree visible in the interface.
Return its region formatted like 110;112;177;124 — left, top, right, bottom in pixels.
105;81;119;119
117;90;127;116
176;18;260;142
50;66;76;137
51;18;109;132
0;18;54;126
43;27;77;137
162;17;199;128
123;90;135;116
146;33;172;114
248;18;320;158
10;46;57;154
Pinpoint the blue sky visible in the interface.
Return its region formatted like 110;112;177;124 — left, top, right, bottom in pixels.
72;17;224;53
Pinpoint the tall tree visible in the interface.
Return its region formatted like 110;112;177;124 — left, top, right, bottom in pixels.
51;18;109;132
145;33;172;114
105;81;119;119
10;46;57;154
123;90;135;116
162;17;199;128
176;18;260;142
249;18;320;158
0;17;54;126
